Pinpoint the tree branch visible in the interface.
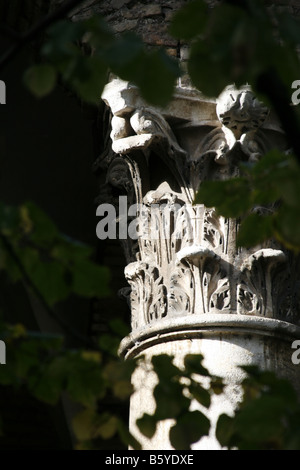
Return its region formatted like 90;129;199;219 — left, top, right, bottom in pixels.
0;0;87;72
0;233;95;349
0;25;21;41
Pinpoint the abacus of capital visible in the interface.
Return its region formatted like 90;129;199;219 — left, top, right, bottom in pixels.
98;78;300;449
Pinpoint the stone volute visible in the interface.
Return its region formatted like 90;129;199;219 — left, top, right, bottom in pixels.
98;78;300;449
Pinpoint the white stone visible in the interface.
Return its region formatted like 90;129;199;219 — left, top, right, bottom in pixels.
101;77;300;450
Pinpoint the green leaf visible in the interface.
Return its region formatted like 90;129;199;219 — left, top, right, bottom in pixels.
20;201;59;245
0;202;20;237
188;39;230;97
103;359;135;399
42;20;85;61
51;235;92;261
98;333;120;356
24;64;57;98
0;200;109;306
27;365;64;405
66;354;106;407
13;339;65;404
233;395;286;446
139;49;179;106
108;318;130;339
219;366;300;449
117;420;142;450
274;206;300;251
278;170;300;208
70;259;110;299
188;4;250;96
20;249;71;305
195;178;252;217
72;408;96;441
104;33;179;106
136;413;157;439
11;201;110;304
169;410;210;450
169;0;208;40
8;323;27;339
48;19;84;43
70;56;108;104
286;431;300;451
103;32;144;74
112;379;133;401
237;212;274;247
216;413;235;448
247;149;286;176
84;16;114;48
241;366;298;404
95;413;119;440
81;350;102;364
41;18;112;105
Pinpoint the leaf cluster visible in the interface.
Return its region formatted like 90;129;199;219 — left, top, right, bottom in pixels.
24;17;180;107
217;365;300;450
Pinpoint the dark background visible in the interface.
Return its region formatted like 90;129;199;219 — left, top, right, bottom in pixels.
0;31;128;449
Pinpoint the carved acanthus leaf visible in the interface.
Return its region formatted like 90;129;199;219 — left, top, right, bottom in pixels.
238;249;287;317
99;79;299;332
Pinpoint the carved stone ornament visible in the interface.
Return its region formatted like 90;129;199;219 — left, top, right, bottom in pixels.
97;78;300;357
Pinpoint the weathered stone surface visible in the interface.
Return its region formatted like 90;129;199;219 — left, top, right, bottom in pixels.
102;79;293;329
139;23;178;47
110;0;131;9
129;323;300;449
112;19;139;33
99;78;300;449
123;3;162;19
94;0;300;451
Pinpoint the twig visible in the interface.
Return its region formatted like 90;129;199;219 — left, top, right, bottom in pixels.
0;233;96;348
0;25;21;41
0;0;87;72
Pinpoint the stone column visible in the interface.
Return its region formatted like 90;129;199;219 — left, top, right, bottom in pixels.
99;78;300;449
